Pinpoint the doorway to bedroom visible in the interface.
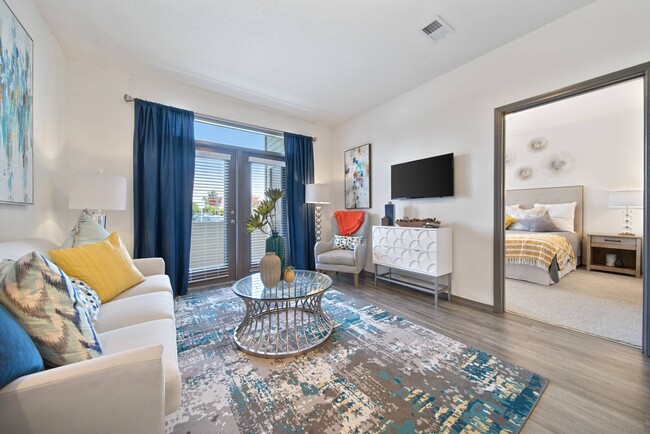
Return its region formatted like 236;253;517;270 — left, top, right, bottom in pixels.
494;65;650;356
503;79;644;347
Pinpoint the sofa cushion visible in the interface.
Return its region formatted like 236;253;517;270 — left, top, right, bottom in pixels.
98;319;180;415
61;209;110;248
317;249;356;266
0;239;59;262
112;274;173;301
0;304;44;388
0;253;102;367
95;292;174;333
49;232;145;303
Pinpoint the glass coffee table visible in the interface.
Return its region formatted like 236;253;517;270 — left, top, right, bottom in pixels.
231;270;333;358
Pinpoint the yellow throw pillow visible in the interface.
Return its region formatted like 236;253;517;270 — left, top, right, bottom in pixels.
505;215;516;229
49;232;144;303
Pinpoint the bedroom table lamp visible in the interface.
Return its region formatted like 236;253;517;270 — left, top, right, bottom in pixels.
608;190;643;235
68;171;127;228
305;183;331;242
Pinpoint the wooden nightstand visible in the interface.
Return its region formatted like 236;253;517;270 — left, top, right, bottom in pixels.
586;234;642;278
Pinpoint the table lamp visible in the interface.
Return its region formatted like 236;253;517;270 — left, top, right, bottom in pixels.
608;190;643;235
69;171;127;228
305;184;331;242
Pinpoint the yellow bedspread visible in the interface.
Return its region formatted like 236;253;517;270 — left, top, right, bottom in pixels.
505;233;575;271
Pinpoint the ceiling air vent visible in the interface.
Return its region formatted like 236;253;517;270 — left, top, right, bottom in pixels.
422;16;454;43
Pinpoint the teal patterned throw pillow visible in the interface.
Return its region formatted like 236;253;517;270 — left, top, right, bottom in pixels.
333;235;363;251
0;253;102;367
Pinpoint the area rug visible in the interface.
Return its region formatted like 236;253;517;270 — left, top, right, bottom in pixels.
166;288;547;433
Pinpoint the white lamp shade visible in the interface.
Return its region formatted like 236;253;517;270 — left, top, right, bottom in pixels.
608;190;643;209
305;183;331;204
68;173;127;210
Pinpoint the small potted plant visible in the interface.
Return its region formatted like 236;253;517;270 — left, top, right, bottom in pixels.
206;190;220;206
246;188;286;281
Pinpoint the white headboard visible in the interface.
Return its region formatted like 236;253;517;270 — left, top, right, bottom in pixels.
505;185;584;239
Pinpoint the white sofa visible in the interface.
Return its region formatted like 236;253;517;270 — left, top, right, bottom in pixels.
0;239;180;434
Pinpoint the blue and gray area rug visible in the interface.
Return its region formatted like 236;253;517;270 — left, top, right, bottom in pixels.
166;288;547;433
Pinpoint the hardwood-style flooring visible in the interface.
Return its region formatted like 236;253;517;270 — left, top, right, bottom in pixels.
327;273;650;434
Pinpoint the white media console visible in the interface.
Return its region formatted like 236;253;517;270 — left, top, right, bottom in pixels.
372;226;452;307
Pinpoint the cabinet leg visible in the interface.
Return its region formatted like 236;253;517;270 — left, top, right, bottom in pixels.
434;278;439;308
448;273;452;302
374;265;377;287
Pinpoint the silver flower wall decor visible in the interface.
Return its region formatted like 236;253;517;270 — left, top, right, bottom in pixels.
505;149;517;166
541;151;576;177
516;166;534;180
527;136;548;152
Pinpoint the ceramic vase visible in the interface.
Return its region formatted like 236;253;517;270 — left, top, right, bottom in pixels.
260;252;281;288
266;231;285;273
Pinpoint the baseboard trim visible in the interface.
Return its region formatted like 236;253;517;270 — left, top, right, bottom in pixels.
451;295;493;312
364;270;494;312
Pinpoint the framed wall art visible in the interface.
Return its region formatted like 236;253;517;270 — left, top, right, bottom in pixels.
344;143;371;209
0;0;33;204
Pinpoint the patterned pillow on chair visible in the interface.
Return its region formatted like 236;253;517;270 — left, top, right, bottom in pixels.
333;235;363;251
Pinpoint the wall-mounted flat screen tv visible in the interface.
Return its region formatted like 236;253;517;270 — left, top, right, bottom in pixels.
391;153;454;199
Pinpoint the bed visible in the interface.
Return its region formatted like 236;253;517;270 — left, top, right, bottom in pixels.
505;186;584;285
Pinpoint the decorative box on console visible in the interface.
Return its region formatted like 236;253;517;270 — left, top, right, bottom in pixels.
372;225;452;307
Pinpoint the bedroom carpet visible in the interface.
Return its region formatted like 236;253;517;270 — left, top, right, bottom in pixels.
166;287;547;433
506;269;642;346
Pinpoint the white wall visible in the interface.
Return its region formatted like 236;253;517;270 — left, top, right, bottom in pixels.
506;109;644;236
64;58;334;251
331;0;650;305
0;0;66;242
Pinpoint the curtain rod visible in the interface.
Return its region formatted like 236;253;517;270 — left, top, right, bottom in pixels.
123;93;317;142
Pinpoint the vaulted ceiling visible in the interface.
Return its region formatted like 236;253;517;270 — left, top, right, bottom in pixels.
34;0;593;125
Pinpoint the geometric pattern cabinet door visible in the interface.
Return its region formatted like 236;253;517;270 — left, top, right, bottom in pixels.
372;226;452;306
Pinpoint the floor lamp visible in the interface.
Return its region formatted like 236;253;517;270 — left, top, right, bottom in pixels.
305;184;331;242
69;171;127;228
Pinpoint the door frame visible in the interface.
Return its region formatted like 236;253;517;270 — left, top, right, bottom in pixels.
493;61;650;356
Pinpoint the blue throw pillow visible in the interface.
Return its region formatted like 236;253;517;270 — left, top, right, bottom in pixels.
0;304;44;388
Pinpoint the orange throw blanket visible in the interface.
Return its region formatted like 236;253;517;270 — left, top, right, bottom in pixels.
334;210;365;236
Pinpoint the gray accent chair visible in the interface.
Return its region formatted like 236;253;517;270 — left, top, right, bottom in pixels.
315;212;370;287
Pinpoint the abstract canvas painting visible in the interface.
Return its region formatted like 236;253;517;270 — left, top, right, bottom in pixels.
0;0;33;204
344;143;371;209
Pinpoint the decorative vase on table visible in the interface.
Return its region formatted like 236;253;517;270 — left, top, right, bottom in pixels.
260;252;281;288
266;231;285;274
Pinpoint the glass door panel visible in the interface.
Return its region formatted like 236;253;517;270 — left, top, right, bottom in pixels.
189;150;235;283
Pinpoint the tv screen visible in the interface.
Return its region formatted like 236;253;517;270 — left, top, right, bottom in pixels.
391;153;454;199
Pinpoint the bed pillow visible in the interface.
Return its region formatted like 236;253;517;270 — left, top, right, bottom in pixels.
333;235;363;251
61;209;110;248
0;254;102;367
505;204;520;217
508;207;547;231
534;202;577;232
505;215;516;229
0;303;44;388
49;232;144;303
514;211;562;232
